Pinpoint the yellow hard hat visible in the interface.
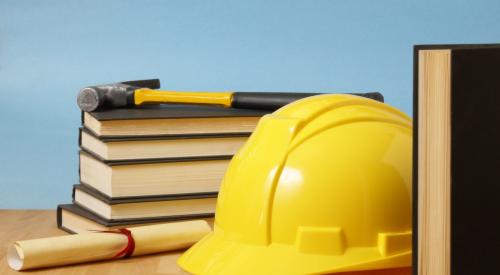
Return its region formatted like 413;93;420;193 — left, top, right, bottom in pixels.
178;94;412;275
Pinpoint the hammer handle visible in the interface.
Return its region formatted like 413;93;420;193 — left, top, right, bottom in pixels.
134;89;233;107
134;89;384;111
232;92;384;110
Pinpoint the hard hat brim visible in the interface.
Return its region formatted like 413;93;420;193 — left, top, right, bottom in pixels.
178;227;411;275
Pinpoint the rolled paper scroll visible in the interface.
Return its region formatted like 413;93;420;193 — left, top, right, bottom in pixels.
7;220;211;271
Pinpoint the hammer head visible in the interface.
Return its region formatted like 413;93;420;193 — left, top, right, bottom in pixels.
77;79;161;112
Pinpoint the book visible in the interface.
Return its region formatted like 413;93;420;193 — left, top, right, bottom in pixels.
79;150;228;197
72;184;216;220
57;204;214;234
79;128;249;161
414;44;500;275
82;94;385;138
83;104;270;137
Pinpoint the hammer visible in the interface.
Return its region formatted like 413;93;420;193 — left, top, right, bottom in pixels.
77;79;384;112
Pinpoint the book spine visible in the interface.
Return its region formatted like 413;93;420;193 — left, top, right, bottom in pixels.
412;46;420;275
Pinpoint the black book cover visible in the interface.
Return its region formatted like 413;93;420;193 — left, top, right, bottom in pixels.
71;183;215;223
73;183;217;203
57;204;214;234
413;44;500;275
83;103;271;122
79;127;251;142
79;148;233;166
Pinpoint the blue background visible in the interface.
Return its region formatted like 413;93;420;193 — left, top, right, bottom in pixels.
1;0;499;208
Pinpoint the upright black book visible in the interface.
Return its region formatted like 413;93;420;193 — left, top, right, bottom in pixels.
414;44;500;275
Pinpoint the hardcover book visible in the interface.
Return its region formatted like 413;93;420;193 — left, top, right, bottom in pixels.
79;150;230;197
414;44;500;275
57;204;214;234
79;128;250;161
82;94;385;137
83;104;270;137
72;184;216;220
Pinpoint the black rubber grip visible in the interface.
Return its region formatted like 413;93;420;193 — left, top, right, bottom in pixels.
121;79;161;89
231;92;384;110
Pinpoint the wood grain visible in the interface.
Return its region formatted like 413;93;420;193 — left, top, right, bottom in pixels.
0;210;411;275
0;210;187;275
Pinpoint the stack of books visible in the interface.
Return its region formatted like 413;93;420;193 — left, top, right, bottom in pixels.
58;104;269;233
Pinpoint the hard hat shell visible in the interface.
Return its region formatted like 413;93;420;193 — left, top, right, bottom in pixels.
178;94;412;275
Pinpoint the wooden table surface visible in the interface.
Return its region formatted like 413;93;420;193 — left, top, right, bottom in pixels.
1;210;412;275
0;210;188;275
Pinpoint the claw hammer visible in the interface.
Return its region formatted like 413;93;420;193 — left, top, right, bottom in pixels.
77;79;383;112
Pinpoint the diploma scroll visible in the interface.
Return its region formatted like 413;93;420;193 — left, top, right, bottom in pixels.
7;220;210;271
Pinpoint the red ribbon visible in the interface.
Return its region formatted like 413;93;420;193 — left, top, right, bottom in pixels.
93;228;136;259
